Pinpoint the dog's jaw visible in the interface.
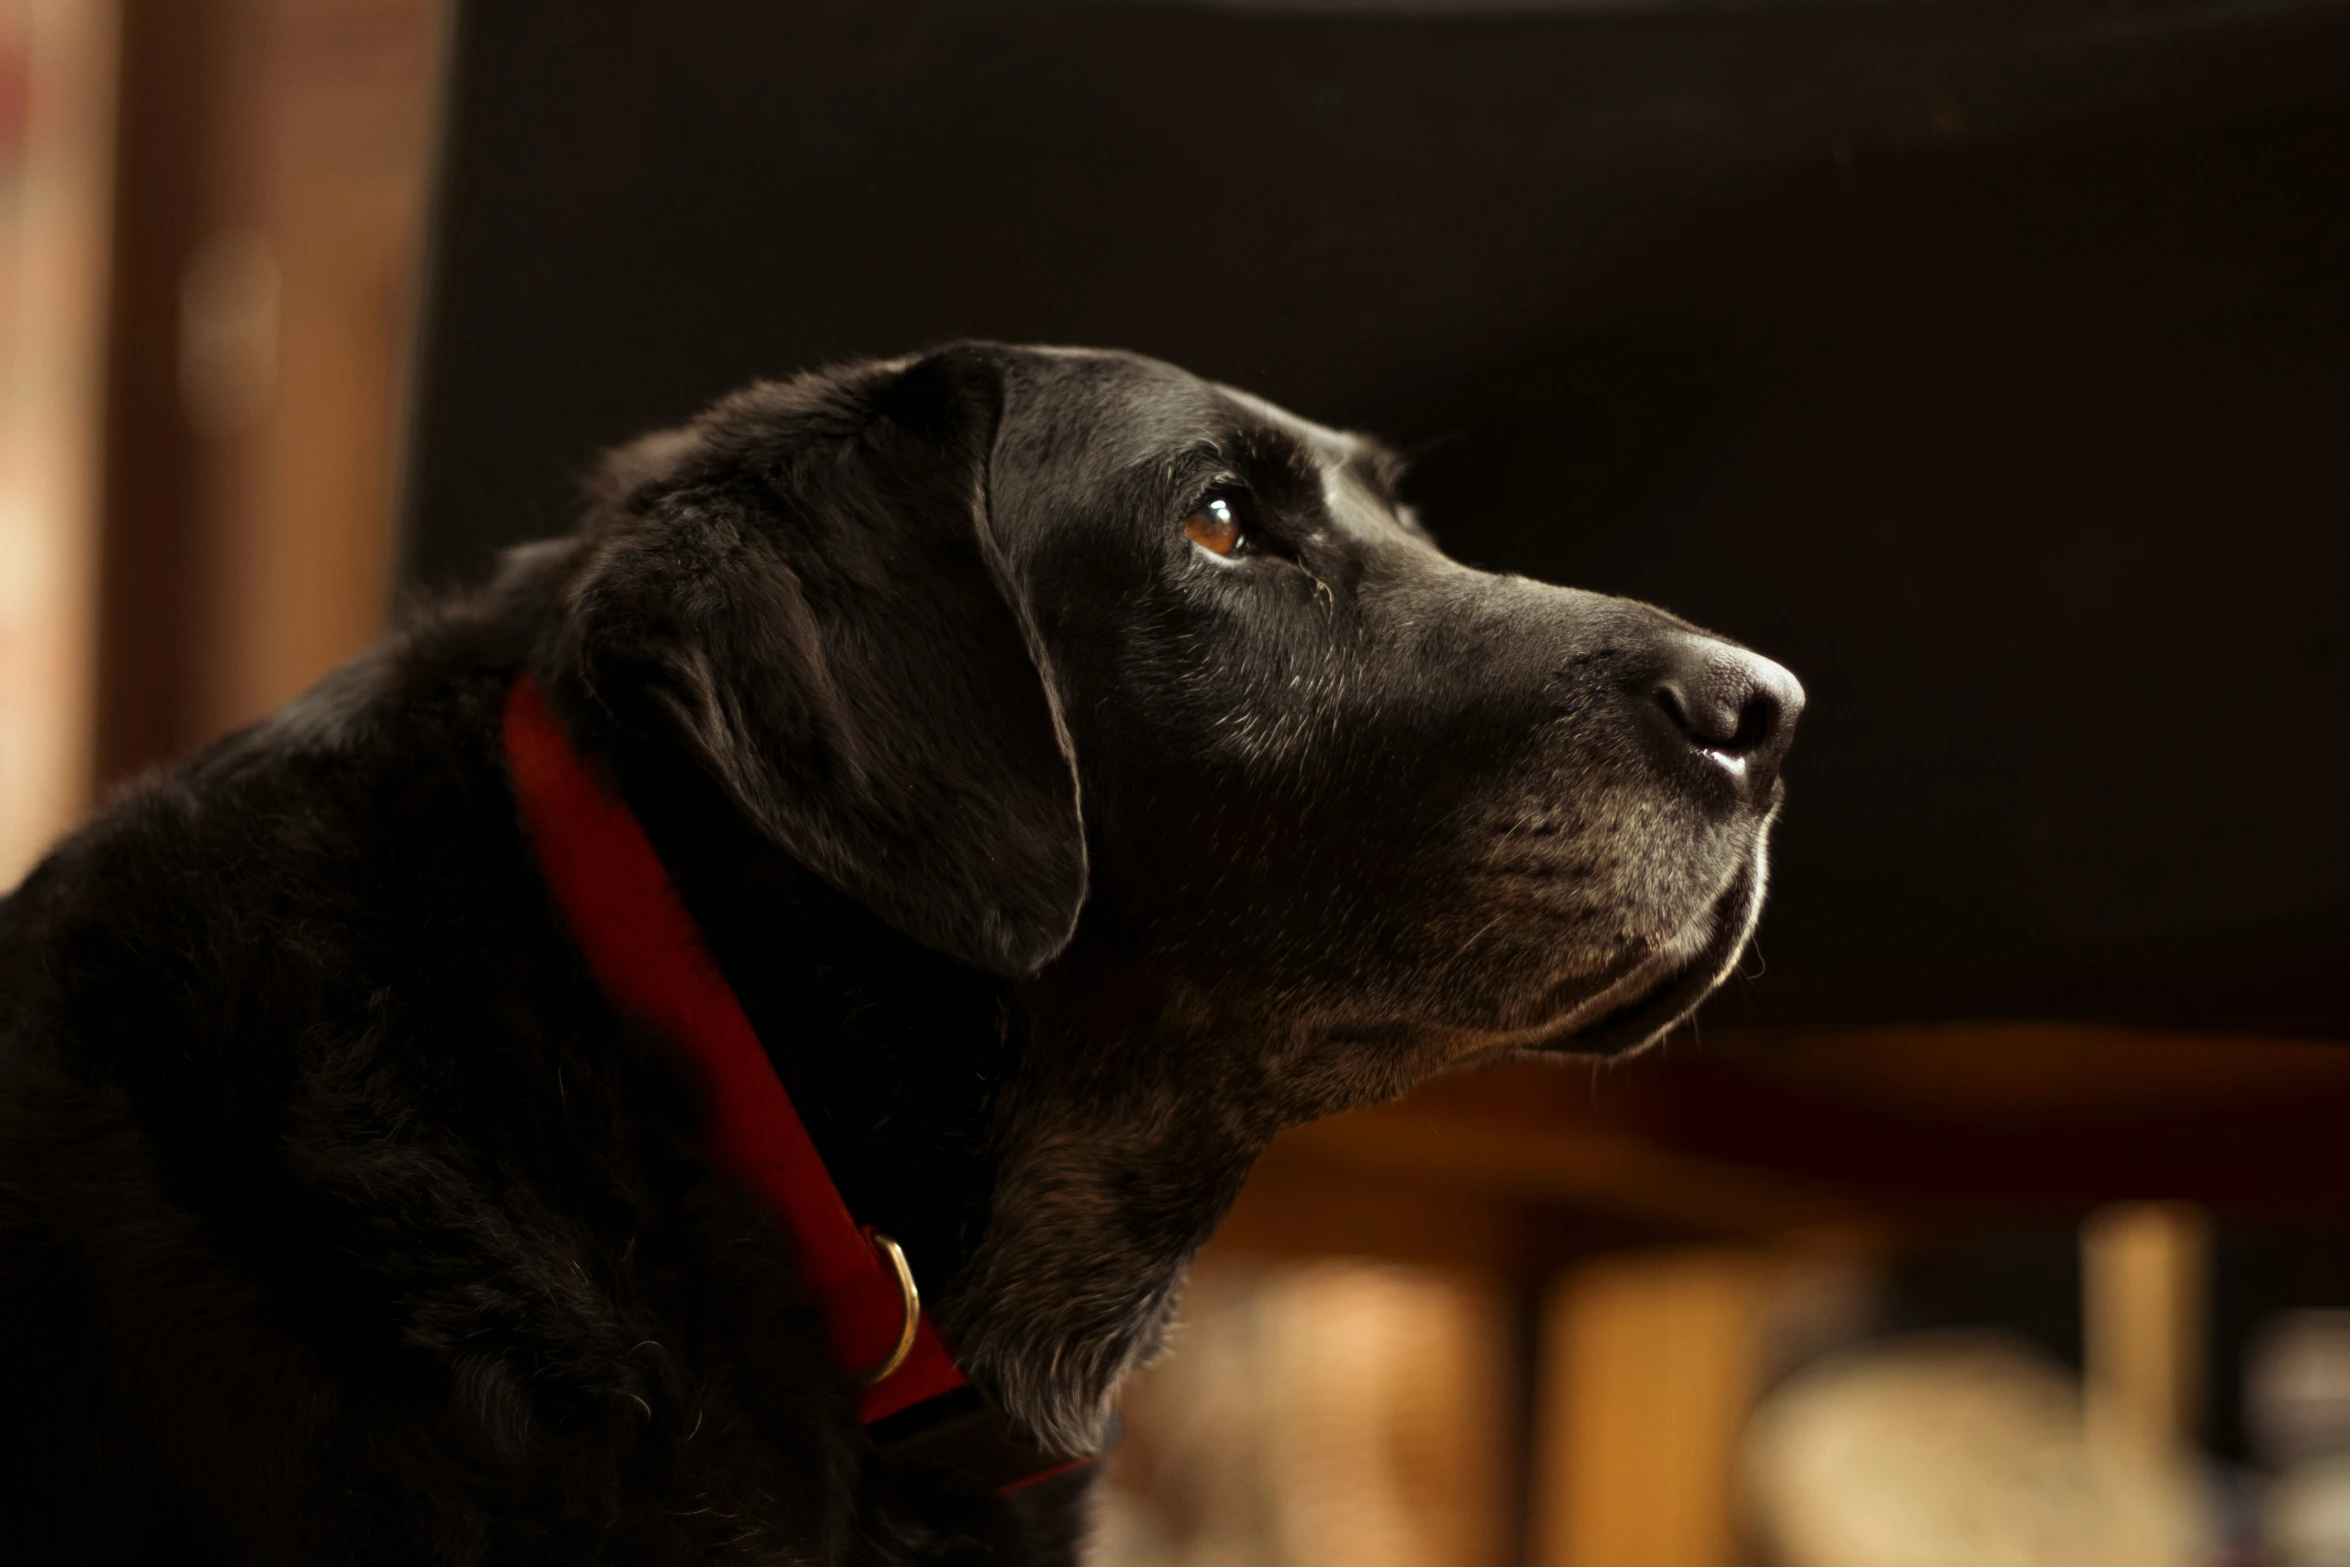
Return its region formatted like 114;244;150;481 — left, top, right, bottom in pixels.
1549;843;1768;1056
936;840;1777;1455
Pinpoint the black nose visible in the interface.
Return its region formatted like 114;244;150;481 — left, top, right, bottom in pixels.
1648;636;1805;795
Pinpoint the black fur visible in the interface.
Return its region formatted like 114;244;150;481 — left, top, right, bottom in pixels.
0;344;1799;1563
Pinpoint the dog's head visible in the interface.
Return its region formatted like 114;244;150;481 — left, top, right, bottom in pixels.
546;342;1800;1444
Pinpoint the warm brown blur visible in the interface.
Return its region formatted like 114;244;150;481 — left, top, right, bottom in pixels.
92;0;439;787
0;0;112;887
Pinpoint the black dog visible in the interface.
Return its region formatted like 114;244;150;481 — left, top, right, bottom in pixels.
0;344;1800;1563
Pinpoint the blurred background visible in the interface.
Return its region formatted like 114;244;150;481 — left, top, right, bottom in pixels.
6;1;2350;1562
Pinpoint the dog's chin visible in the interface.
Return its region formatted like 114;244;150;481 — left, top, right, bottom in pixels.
1522;855;1765;1058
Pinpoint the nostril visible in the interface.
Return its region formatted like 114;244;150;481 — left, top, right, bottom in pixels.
1724;690;1782;758
1650;673;1748;752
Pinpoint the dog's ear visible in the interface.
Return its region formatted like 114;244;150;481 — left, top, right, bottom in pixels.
555;346;1086;978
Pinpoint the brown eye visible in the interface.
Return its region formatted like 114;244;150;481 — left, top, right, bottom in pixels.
1184;494;1246;557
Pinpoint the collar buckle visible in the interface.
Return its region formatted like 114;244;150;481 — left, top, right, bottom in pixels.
856;1231;921;1387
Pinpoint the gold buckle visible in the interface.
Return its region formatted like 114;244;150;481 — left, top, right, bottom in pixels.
856;1232;921;1386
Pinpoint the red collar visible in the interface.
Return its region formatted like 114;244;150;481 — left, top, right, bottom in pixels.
504;676;1094;1490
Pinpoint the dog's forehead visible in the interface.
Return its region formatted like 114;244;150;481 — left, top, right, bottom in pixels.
1023;350;1354;456
1202;382;1406;543
1005;348;1404;541
1203;382;1353;466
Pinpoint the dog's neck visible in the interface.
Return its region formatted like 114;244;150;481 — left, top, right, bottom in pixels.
607;735;1009;1287
598;727;1264;1453
937;938;1279;1451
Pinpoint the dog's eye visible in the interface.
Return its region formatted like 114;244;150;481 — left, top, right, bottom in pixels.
1184;494;1250;558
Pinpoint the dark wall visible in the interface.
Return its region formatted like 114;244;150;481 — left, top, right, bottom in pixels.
402;0;2350;1034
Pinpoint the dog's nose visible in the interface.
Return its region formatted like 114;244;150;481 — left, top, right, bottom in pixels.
1647;636;1805;795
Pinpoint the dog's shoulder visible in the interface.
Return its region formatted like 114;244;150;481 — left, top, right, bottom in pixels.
4;609;516;1063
